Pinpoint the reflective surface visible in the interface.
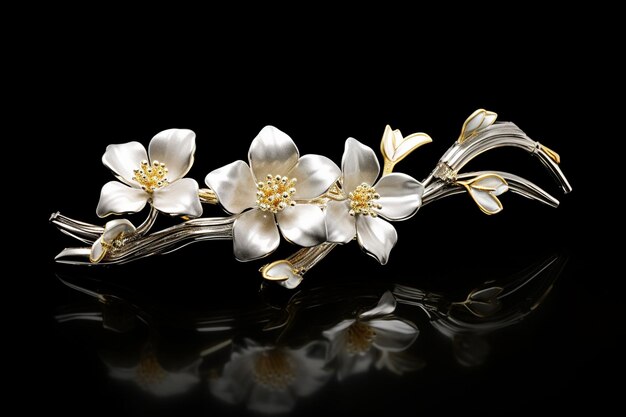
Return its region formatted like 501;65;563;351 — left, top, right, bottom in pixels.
50;252;569;415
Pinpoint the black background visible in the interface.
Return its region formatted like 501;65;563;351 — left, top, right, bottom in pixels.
25;33;614;415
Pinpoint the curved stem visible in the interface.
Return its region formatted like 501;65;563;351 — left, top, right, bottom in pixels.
55;216;236;265
134;205;159;236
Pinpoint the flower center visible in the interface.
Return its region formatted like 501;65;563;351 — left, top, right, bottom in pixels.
348;183;382;216
136;348;167;386
254;349;295;390
346;321;376;354
133;160;169;193
256;174;297;213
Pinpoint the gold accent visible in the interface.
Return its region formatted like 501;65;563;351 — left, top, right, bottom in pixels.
89;238;110;263
347;183;381;217
254;349;295;389
137;347;167;386
382;161;395;176
199;188;219;204
457;173;508;215
458;109;498;143
380;125;432;176
346;321;376;354
133;160;169;192
260;243;337;283
256;174;297;213
540;144;561;164
260;260;298;281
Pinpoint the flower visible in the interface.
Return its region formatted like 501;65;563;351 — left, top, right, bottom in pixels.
96;129;202;218
209;339;331;414
322;291;420;380
103;344;201;397
325;138;424;264
205;126;341;261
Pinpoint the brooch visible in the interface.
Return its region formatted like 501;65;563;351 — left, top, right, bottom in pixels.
51;109;571;288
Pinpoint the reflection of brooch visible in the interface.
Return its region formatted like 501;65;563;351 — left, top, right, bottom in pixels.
55;252;564;411
51;109;571;288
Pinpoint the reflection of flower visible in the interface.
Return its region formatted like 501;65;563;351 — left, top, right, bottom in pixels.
210;339;331;414
323;291;420;380
325;138;424;264
97;129;202;218
205;126;340;261
103;344;201;397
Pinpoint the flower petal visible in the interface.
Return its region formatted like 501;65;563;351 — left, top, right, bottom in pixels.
360;291;396;319
277;205;326;247
248;386;296;414
325;200;356;244
248;126;299;181
148;372;200;397
374;173;424;221
205;160;256;214
152;178;202;217
148;129;196;181
342;138;380;192
288;154;341;199
260;261;304;289
102;219;136;242
233;209;279;261
369;318;419;351
102;141;148;186
356;216;397;265
90;237;107;263
96;181;149;217
322;319;355;341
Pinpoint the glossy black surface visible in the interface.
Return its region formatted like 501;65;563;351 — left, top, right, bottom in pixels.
33;51;612;415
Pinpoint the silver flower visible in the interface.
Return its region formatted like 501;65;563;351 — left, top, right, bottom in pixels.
103;345;201;397
323;291;420;380
325;138;424;264
209;339;331;414
206;126;341;261
97;129;202;218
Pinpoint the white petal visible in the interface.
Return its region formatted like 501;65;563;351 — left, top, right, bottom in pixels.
148;129;196;181
464;110;485;133
102;219;136;242
381;125;396;162
468;188;502;214
325;200;356;244
108;366;137;381
360;291;396;319
480;111;497;129
248;126;299;181
92;219;136;261
277;205;326;247
260;260;303;289
290;348;331;396
96;181;149;217
152;178;202;217
374;173;424;221
472;175;509;196
90;237;106;263
233;209;280;261
209;349;256;404
391;132;432;163
322;319;355;341
288;154;341;199
356;216;397;265
369;319;419;351
205;160;256;214
342;138;380;192
337;352;375;381
102;141;148;185
248;386;295;414
148;372;200;397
